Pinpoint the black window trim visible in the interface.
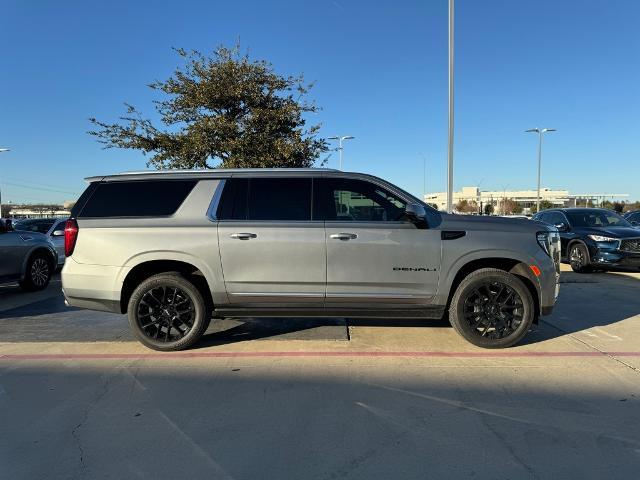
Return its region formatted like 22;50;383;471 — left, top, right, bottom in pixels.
210;173;431;227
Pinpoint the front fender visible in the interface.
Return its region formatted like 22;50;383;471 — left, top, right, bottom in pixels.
435;247;545;306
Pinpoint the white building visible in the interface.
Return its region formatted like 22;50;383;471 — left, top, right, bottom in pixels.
424;187;628;214
5;204;71;219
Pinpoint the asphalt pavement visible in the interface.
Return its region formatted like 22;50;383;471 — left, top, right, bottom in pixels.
1;266;639;480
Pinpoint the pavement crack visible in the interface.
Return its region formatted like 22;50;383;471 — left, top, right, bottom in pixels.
69;372;116;476
541;319;640;375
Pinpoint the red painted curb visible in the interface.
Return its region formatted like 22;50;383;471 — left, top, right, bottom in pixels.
1;351;639;360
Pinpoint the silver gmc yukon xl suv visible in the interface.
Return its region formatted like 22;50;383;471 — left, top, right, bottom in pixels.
61;169;560;351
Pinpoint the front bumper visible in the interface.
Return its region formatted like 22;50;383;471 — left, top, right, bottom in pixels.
591;249;640;268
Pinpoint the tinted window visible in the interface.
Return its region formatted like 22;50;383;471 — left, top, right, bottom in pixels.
78;180;196;218
216;178;248;220
70;182;98;218
15;219;55;234
317;178;406;222
566;209;631;228
217;178;312;221
627;212;640;223
544;212;566;226
534;212;548;223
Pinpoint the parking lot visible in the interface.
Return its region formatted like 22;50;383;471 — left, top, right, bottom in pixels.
1;264;640;479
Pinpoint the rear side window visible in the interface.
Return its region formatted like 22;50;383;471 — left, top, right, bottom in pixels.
217;178;312;221
77;180;197;218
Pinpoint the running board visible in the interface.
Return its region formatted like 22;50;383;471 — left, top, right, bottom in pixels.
214;306;446;319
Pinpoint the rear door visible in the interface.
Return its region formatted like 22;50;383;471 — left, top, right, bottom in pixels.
318;177;441;307
217;176;326;307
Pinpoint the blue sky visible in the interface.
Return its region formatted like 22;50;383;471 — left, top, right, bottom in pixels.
1;0;639;204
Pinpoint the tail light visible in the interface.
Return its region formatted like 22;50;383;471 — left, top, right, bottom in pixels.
64;219;79;257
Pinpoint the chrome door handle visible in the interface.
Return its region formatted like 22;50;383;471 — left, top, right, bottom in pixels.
330;233;358;241
230;232;257;240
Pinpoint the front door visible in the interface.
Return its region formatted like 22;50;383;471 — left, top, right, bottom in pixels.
318;177;441;308
217;177;326;307
0;230;28;280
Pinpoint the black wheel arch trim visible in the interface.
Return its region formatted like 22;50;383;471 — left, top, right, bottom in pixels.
567;239;591;264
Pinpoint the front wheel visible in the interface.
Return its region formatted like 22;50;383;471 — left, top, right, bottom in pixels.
127;273;211;351
569;243;592;273
449;268;535;349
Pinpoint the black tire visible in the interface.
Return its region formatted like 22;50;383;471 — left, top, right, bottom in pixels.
569;243;592;273
449;268;535;349
127;273;212;351
19;252;53;291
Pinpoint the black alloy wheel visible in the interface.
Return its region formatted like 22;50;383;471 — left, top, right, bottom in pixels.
569;244;592;273
461;281;524;340
449;268;535;348
128;273;211;351
137;285;195;343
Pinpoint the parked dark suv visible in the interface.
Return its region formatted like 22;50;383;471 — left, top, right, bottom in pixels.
533;208;640;272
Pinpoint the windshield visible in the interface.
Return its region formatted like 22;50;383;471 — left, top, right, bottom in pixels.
566;210;632;228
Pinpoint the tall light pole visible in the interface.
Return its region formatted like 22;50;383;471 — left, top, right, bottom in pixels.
525;128;556;212
0;148;10;218
446;0;455;213
327;136;354;170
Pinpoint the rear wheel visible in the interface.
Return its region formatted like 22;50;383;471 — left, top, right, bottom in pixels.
569;243;592;273
449;268;535;349
127;273;211;351
20;252;53;291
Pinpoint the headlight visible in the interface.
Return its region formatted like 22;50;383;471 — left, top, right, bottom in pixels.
587;235;618;243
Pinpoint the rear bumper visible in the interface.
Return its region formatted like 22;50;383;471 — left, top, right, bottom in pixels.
61;258;128;314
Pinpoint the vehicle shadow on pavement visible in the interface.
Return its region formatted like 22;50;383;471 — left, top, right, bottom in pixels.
2;271;640;347
519;269;640;346
195;316;452;348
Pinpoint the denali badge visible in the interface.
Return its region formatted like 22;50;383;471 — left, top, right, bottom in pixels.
393;267;436;272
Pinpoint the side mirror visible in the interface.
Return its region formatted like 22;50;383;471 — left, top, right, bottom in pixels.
405;203;427;226
555;222;569;232
52;229;65;237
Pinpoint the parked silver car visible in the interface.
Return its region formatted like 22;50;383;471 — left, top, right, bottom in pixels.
14;217;67;267
62;169;560;351
0;219;58;290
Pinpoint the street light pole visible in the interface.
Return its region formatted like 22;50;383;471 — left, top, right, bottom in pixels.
446;0;455;213
0;148;10;218
525;128;555;212
327;136;354;170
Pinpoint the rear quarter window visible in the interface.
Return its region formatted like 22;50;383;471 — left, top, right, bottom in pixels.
77;180;197;218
